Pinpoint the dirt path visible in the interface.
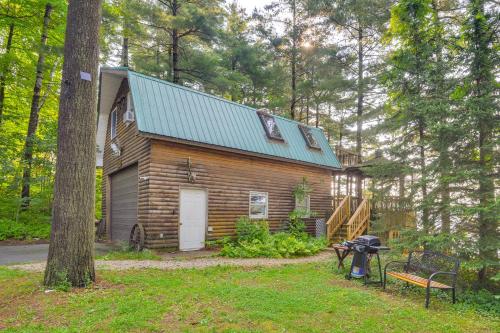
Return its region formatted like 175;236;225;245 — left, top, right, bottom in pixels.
10;251;335;272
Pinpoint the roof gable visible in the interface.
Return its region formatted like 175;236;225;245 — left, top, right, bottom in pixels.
98;68;341;170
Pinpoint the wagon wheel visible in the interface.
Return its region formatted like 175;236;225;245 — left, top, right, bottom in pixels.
129;223;145;251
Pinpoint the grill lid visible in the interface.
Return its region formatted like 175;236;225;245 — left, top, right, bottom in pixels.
354;235;381;247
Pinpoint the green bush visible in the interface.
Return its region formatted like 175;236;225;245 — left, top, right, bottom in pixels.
220;216;327;258
287;209;309;239
457;289;500;316
0;196;52;241
0;218;51;240
235;216;269;242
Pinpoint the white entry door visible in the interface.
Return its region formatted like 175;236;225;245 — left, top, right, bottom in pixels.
179;188;207;251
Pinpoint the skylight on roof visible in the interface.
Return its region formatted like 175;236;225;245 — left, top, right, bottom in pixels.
299;125;321;150
257;111;284;141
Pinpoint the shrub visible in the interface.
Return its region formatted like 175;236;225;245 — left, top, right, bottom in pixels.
287;209;309;239
235;216;269;242
0;218;51;241
457;289;500;316
0;196;52;241
220;216;327;258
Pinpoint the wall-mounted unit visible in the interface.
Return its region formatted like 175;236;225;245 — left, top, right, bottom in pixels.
123;93;135;126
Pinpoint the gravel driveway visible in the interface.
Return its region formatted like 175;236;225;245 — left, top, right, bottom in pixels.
0;243;117;265
10;250;334;272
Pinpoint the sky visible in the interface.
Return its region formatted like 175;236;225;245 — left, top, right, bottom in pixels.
235;0;272;14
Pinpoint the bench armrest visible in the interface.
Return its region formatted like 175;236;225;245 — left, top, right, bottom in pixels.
427;271;457;288
384;260;408;273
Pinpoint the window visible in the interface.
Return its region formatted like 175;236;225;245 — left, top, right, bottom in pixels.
257;111;284;141
249;191;268;219
295;195;311;218
110;108;117;139
298;125;321;150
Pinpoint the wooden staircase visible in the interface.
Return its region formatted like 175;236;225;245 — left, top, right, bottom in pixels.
326;196;371;244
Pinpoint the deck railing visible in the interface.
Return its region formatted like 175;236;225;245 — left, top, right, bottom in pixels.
346;198;370;240
333;195;361;215
335;146;361;167
372;197;413;211
326;195;350;242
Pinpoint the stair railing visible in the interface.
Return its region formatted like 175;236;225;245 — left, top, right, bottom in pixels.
346;198;370;240
326;195;350;242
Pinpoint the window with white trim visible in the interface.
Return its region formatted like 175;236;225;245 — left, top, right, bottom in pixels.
295;195;311;218
249;191;268;219
110;108;117;139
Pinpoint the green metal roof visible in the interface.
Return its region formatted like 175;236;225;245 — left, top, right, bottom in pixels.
119;68;341;169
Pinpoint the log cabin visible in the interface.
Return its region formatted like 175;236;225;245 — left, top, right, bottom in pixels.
97;67;366;250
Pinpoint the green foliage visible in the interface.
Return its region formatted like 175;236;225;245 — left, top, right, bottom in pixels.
287;209;308;239
221;216;326;258
292;177;312;203
235;216;269;243
457;289;500;316
51;270;72;292
221;233;327;258
95;168;102;219
0;196;51;240
0;218;50;240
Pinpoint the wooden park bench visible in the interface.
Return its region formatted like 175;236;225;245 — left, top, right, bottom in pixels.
383;251;460;308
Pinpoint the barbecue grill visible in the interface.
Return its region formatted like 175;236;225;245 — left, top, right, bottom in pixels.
344;235;389;285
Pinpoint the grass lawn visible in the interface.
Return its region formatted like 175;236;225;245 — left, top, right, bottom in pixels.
0;263;498;333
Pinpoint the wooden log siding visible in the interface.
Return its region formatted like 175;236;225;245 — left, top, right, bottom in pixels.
147;140;332;248
101;79;150;240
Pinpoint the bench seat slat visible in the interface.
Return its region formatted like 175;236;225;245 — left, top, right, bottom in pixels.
387;272;452;289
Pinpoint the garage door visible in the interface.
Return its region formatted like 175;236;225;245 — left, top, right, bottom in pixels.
110;164;138;242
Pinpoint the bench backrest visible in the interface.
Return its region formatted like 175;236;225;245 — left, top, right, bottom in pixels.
406;251;460;275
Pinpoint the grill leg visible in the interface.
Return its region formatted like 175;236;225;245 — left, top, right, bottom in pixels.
376;253;383;286
363;253;368;285
425;286;431;308
452;288;456;304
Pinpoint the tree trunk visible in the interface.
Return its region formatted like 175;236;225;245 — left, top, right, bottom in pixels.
327;104;331;142
356;28;363;162
399;174;405;199
418;119;430;233
315;101;319;128
21;4;52;208
44;0;102;287
355;27;364;199
171;0;180;83
338;112;344;147
430;0;451;234
121;36;128;67
290;0;297;120
469;0;497;286
305;96;309;124
0;23;14;124
439;149;451;233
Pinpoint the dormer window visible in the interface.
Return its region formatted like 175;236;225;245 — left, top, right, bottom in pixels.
110;108;117;139
257;111;284;141
299;125;321;150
